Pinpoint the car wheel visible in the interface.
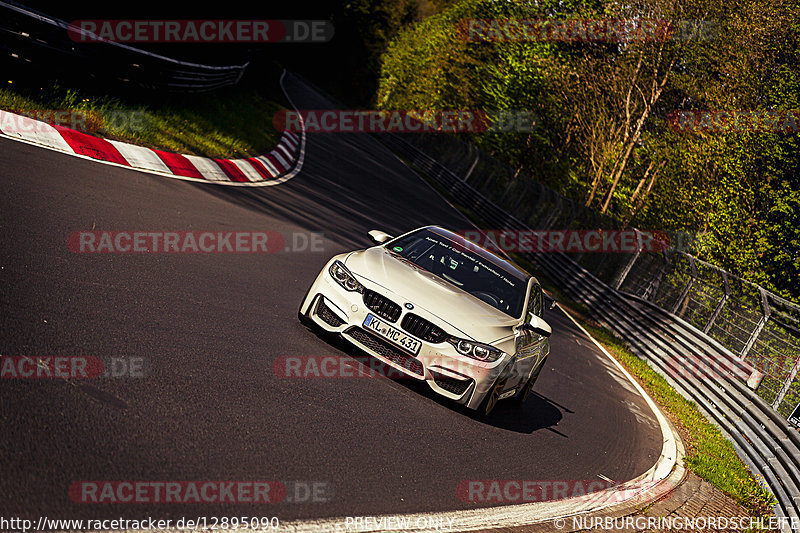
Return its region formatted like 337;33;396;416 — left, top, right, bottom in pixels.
512;375;534;406
512;364;543;407
477;379;502;417
477;366;511;417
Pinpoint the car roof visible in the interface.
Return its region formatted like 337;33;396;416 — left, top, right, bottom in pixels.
424;226;532;282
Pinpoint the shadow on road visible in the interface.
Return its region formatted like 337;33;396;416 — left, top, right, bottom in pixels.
474;391;567;435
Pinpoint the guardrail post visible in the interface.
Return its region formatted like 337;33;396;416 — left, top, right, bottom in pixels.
464;152;479;183
703;271;730;334
538;192;557;230
639;250;670;301
613;229;643;290
671;256;697;315
773;343;800;410
740;288;771;360
498;175;518;205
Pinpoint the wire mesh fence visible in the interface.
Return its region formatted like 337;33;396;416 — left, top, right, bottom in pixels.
391;129;800;420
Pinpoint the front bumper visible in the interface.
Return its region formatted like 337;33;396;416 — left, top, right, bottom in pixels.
299;267;508;410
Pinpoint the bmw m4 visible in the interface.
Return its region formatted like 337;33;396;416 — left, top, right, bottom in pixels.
299;226;553;416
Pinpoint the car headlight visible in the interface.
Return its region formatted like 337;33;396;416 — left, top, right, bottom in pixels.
329;260;364;293
448;337;503;362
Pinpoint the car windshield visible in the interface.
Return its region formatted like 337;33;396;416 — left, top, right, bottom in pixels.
387;229;528;318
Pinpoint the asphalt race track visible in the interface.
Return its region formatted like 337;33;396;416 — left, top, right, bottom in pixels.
0;74;662;524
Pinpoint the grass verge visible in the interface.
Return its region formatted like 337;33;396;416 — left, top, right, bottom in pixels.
0;77;289;159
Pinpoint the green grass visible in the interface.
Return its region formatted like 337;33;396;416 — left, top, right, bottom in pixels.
0;79;289;158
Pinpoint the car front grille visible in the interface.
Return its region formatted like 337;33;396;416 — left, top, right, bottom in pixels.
430;370;473;396
363;289;402;322
315;298;344;327
401;313;447;343
346;327;424;376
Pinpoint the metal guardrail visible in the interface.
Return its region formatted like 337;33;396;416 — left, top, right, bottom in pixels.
0;0;248;92
376;132;800;529
619;247;800;417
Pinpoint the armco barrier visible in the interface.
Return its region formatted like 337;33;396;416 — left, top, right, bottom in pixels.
375;132;800;529
0;0;248;92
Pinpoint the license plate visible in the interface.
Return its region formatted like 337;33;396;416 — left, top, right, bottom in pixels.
363;314;422;355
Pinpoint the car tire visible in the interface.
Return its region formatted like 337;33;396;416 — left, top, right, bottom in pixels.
512;362;544;407
477;364;512;417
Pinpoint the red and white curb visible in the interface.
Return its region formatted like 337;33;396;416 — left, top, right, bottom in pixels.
0;71;306;187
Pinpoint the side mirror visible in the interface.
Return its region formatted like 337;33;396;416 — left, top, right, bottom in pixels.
368;230;393;244
522;315;552;338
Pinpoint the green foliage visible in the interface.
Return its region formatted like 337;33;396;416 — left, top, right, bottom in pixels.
507;260;777;516
376;0;800;301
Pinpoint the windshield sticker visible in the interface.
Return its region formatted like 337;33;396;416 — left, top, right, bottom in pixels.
423;235;517;286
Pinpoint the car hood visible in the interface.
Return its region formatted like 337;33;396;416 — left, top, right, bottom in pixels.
345;247;521;343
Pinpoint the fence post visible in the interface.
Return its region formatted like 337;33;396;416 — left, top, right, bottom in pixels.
613;229;643;291
671;255;697;315
773;353;800;411
498;174;518;205
539;191;562;230
463;151;479;183
643;249;672;301
703;271;730;334
740;288;771;360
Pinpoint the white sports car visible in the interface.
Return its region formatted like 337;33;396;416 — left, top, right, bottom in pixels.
298;226;553;416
